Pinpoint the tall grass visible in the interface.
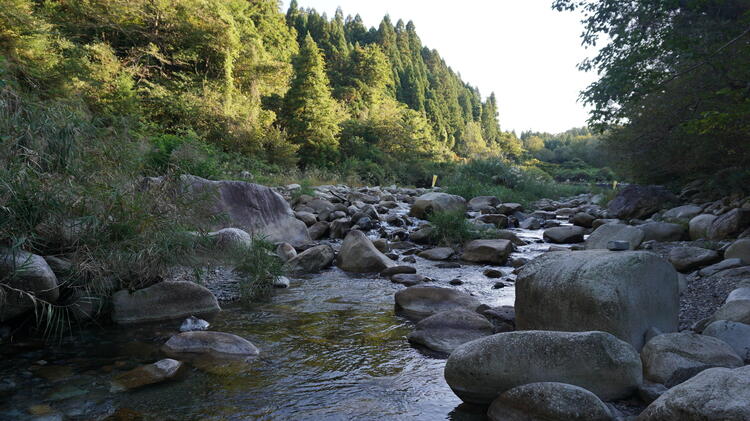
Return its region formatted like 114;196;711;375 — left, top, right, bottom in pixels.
232;237;286;303
442;159;590;206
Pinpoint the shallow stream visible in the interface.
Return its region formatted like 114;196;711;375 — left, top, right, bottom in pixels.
0;218;558;420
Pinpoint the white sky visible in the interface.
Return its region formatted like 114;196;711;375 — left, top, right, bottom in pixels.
280;0;598;134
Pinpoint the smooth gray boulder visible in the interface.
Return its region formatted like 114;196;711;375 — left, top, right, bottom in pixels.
417;247;455;261
571;212;596;228
0;249;59;321
409;192;467;219
487;382;614;421
707;299;750;325
337;231;396;273
294;211;317;227
707;208;750;240
308;221;329;240
638;222;687;242
542;226;586;243
162;331;259;358
663;204;704;222
444;330;642;404
585;223;645;250
516;250;679;350
461;239;513;265
725;239;750;263
395;286;480;321
641;332;743;386
703;320;750;362
178;175;310;246
688;213;717;240
112;281;220;324
286;245;334;275
668;246;721;272
638;366;750;421
407;309;494;354
468;196;500;211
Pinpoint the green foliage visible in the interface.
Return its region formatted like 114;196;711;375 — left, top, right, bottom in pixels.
442;159;588;207
233;237;285;303
428;211;473;246
555;0;750;184
282;34;344;167
146;134;222;179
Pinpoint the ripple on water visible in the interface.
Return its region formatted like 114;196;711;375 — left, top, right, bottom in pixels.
0;207;563;420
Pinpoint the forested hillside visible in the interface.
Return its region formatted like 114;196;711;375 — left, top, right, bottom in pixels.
1;0;523;187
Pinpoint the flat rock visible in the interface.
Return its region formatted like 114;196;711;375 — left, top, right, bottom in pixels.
543;226;586;243
585;223;645;250
417;247;455;261
394;286;480;321
112;282;220;325
162;331;259;358
110;359;182;392
668;246;721;272
407;309;493;354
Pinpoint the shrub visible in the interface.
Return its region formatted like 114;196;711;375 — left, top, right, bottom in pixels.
232;237;285;303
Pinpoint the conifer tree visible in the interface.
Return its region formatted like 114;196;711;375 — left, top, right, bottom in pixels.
282;33;342;167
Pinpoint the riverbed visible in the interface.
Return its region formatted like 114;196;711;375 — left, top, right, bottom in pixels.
0;217;556;420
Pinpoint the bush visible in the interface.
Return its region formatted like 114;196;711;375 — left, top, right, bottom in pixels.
442;159;588;207
428;211;474;246
232;237;285;303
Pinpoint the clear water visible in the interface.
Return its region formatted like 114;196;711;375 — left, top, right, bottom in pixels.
0;220;557;420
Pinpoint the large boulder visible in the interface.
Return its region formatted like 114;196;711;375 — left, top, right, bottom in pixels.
638;222;687;242
286;245;335;275
703;320;750;362
688;214;717;240
487;382;614;421
668;246;721;272
444;330;642;404
409;192;467;219
162;331;259;358
585;223;645;250
707;208;750;240
516;250;678;350
468;196;500;211
725;239;750;263
407;309;494;354
637;366;750;421
607;185;676;220
663;204;704;222
112;281;220;324
461;239;513;265
542;226;586;244
336;230;396;273
641;332;743;386
394;286;480;321
176;175;310;246
0;249;59;321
